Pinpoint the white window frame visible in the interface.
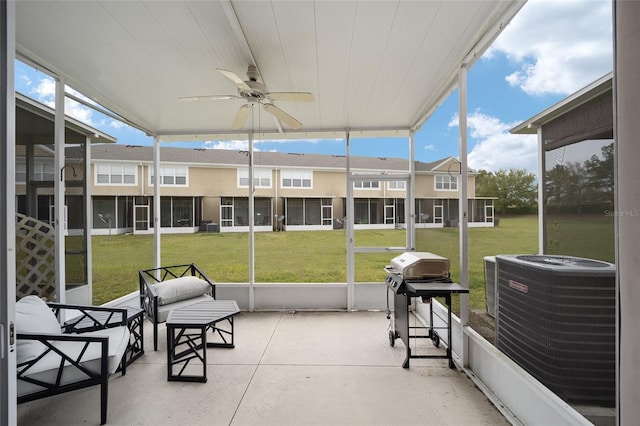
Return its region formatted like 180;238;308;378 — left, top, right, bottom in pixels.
435;174;458;191
15;158;56;183
387;180;406;190
95;162;137;186
149;165;188;187
353;180;380;190
281;169;313;189
238;167;272;188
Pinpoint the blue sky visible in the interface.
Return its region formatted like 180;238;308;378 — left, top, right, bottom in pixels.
14;0;612;175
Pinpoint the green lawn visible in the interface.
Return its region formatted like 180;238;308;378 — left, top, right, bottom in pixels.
92;215;538;307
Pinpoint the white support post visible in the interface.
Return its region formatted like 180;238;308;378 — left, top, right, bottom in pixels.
458;64;470;366
85;136;93;302
345;132;354;311
54;77;66;303
537;127;545;254
408;132;416;250
153;135;161;269
1;2;17;423
248;131;255;312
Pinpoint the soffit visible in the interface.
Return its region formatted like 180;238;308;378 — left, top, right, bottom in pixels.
15;93;116;145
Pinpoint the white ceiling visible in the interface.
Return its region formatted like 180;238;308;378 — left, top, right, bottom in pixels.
15;0;525;142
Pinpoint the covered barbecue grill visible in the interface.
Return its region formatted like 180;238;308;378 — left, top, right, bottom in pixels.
385;252;469;368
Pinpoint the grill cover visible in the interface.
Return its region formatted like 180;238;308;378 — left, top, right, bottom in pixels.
385;252;450;280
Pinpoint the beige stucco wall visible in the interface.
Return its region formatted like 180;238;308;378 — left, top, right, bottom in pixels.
90;161;477;199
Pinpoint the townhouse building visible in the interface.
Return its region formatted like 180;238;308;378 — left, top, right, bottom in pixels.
85;144;494;235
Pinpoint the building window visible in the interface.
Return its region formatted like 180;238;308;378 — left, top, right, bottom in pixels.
238;168;272;188
387;181;406;190
354;181;380;189
281;169;312;188
435;175;458;191
96;163;137;185
149;166;188;186
16;158;55;183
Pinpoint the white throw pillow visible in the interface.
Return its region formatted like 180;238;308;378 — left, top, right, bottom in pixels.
15;295;61;364
154;276;211;306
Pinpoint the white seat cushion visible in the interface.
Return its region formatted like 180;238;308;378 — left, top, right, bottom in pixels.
156;294;214;323
15;296;62;364
17;326;130;397
153;276;211;306
21;326;130;375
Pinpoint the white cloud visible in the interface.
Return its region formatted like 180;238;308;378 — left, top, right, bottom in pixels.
33;78;55;101
65;99;94;126
488;0;612;96
201;137;343;152
31;76;96;126
19;73;32;87
424;144;435;151
203;140;253;151
449;111;538;174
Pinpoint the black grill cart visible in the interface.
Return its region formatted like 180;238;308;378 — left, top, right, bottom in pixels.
384;252;469;369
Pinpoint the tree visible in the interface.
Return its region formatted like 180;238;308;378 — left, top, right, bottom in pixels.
476;169;537;215
475;169;497;197
545;142;614;214
584;143;614;209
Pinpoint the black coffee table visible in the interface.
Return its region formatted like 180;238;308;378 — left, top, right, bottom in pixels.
166;299;240;382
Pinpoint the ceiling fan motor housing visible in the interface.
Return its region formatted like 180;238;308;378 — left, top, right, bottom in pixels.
238;79;267;101
246;64;260;81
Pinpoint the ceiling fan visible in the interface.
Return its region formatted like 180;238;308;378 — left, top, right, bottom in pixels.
180;65;314;130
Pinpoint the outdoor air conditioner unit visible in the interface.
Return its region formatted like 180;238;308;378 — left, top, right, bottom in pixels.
495;254;616;407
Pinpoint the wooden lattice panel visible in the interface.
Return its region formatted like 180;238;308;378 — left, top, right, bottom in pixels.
16;213;57;301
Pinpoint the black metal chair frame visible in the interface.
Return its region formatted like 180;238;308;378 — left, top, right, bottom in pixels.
138;263;216;351
17;303;128;425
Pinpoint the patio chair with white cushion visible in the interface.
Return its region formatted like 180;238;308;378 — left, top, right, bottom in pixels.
16;295;131;425
138;263;217;351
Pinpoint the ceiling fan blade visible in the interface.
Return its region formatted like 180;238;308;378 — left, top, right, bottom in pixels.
267;92;315;102
179;94;239;102
231;104;252;130
263;103;302;129
217;68;251;91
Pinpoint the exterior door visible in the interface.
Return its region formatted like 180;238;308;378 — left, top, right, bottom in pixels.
385;204;395;224
322;203;333;226
485;203;494;224
134;205;149;232
220;204;233;228
433;204;443;224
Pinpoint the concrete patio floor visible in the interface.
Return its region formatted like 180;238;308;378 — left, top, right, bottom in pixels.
17;310;509;426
